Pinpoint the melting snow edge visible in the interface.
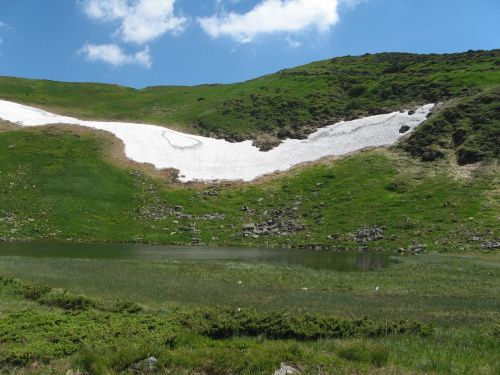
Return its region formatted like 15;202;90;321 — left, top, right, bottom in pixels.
0;100;434;182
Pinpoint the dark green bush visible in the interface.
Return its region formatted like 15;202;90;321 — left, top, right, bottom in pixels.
38;295;98;311
176;307;433;340
15;283;51;300
0;309;177;367
109;300;143;314
348;85;367;98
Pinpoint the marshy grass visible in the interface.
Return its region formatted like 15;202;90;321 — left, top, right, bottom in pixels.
1;251;498;325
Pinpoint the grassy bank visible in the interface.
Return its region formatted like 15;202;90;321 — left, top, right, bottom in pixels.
1;125;499;251
0;251;498;374
0;49;499;249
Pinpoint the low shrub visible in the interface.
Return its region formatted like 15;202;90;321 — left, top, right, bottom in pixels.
0;309;177;367
109;299;143;314
176;307;434;340
14;283;51;300
38;295;99;311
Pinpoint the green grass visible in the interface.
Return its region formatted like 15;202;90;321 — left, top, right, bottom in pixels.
0;125;499;251
1;252;498;325
0;50;498;248
0;252;498;374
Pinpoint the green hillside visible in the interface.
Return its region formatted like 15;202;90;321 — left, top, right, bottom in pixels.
1;49;499;150
0;49;499;251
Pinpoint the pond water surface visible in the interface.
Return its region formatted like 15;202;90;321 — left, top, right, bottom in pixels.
0;242;391;272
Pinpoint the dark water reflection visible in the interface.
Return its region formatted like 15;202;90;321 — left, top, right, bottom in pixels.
0;242;390;271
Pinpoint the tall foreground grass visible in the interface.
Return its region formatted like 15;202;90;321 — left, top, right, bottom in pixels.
0;252;499;374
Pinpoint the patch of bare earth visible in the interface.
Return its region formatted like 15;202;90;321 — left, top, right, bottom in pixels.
0;119;21;133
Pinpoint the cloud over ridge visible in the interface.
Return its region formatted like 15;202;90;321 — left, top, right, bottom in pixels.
79;42;151;68
78;0;186;68
198;0;340;43
81;0;187;44
76;0;365;68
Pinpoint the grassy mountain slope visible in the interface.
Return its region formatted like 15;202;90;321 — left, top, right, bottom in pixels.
1;49;499;149
0;49;499;251
0;126;498;252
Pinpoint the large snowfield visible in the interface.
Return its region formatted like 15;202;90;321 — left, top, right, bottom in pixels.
0;99;434;182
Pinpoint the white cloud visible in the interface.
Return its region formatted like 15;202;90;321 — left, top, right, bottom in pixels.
198;0;340;43
80;0;187;44
0;20;6;52
339;0;369;10
0;20;15;33
79;42;152;68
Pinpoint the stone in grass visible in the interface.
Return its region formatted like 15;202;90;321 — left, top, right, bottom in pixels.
242;223;256;231
273;362;300;375
129;357;158;373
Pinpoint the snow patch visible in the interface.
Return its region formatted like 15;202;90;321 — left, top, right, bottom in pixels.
0;100;434;182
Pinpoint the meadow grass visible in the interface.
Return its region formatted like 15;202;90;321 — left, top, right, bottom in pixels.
1;252;498;325
0;251;499;374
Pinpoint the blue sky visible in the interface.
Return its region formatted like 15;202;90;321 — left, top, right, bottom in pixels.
0;0;499;89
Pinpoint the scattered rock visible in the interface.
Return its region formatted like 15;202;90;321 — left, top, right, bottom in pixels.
349;226;387;242
273;363;300;375
305;244;323;250
205;188;220;196
242;223;256;231
128;357;158;373
408;244;427;253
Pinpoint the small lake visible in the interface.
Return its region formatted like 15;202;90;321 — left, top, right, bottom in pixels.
0;242;391;272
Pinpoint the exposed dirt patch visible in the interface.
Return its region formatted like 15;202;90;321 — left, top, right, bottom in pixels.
0;119;21;133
